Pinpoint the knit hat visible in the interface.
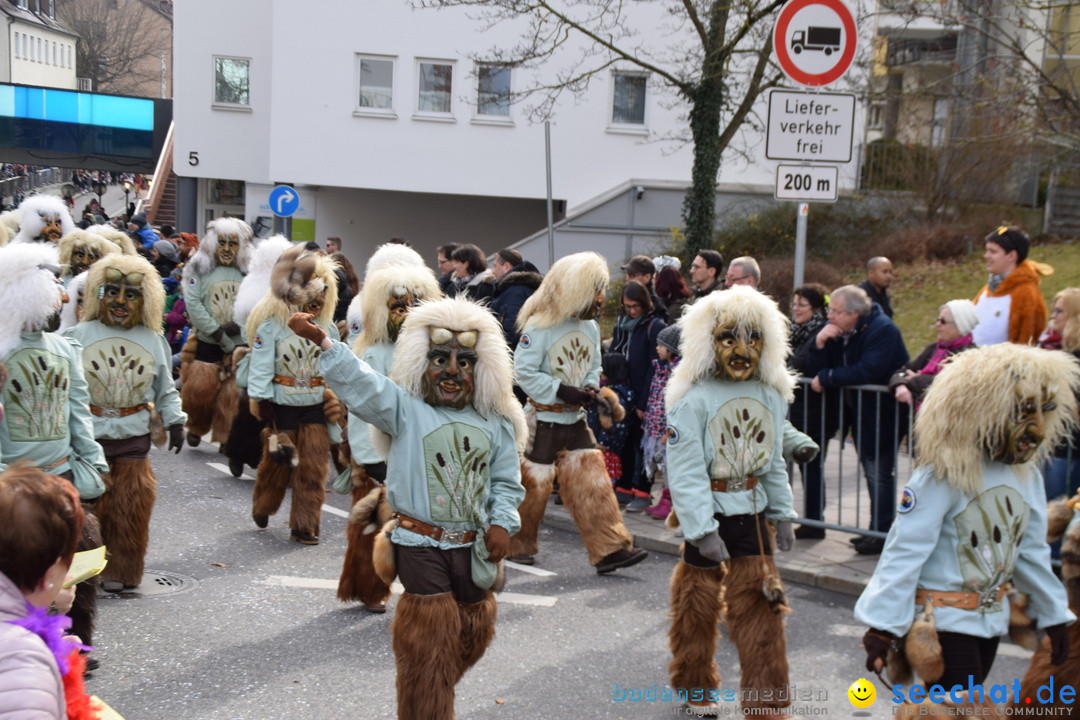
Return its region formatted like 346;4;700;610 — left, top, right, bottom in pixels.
657;324;681;356
945;299;979;336
153;239;179;262
653;255;681;272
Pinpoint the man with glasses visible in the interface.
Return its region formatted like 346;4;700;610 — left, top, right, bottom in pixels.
805;285;909;554
724;257;760;289
688;250;724;299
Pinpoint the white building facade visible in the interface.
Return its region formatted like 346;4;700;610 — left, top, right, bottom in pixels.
1;0;78;89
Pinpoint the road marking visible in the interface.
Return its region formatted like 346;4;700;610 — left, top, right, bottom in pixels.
264;575;338;590
205;462;254;481
322;504;349;519
262;576;555;606
390;581;557;607
504;561;557;577
828;624;864;638
995;643;1034;660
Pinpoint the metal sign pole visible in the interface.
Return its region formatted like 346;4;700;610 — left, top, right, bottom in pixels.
794;202;808;288
545;121;554;269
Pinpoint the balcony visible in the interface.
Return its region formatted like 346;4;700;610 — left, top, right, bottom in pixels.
884;35;958;66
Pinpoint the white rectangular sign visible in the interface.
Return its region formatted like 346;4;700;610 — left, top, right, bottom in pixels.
766;89;855;162
775;164;838;202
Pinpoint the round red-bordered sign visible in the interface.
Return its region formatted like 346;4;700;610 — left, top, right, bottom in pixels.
773;0;856;87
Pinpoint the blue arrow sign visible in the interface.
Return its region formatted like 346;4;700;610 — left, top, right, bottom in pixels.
269;185;300;217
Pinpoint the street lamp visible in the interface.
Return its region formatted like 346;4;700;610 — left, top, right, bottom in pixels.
92;181;106;206
122;179;132;212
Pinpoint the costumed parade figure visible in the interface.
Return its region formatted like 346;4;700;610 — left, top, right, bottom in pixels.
11;195;75;244
664;285;798;718
180;217;252;446
337;254;442;612
66;254;186;591
246;244;338;545
293;295;525;720
221;235;294;477
58;229;124;287
0;242;108;654
856;343;1077;715
85;224;138;257
511;251;647;573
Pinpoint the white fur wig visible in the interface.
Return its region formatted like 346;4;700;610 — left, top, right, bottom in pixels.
185;217;254;278
12;196;74;244
0;210;18;242
234;235;293;327
58;230;120;274
245;245;338;343
387;296;527;451
666;285;796;407
516;251;608;331
85;224;137;255
0;243;64;358
82;254;166;333
345;294;364;343
354;263;442;355
915;344;1080;495
58;270;88;332
364;243;426;278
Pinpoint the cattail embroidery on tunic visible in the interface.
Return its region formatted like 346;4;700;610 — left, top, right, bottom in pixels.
4;347;70;441
424;422;491;525
83;339;153;409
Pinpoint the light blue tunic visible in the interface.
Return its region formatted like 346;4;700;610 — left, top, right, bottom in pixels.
514;319;602;425
347;342;395;466
247;318;337;408
319;341;523;549
854;462;1074;638
184;265;243;352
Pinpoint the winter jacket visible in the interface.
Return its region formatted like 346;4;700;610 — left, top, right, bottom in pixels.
447;270;496;303
609;310;665;412
805;303;909;390
857;279;892;318
887;335;975;406
489;262;542;349
0;572;65;719
972;259;1052;346
164;298;188;346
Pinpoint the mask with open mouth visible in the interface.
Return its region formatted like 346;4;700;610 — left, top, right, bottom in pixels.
39;212;64;243
386;290;417;342
993;389;1054;464
713;322;762;382
70;245;102;277
99;267;145;330
216;234;240;266
421;327;478;409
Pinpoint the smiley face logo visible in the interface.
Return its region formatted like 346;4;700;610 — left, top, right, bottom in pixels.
847;678;875;708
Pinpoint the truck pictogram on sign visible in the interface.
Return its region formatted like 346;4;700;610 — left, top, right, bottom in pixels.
791;26;841;55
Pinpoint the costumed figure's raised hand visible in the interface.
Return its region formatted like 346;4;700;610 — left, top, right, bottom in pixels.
484;525;510;563
693;531;729;564
288;312;328;345
775;521;795;552
862;628;895;673
1047;623;1070;665
167;424;184;454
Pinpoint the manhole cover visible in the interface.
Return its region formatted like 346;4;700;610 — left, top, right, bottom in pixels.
98;570;198;599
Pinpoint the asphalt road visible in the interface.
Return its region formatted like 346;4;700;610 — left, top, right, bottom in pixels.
85;441;1037;720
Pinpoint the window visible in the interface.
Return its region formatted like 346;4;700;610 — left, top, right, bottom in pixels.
417;61;453;114
476;65;511;117
214;56;250;106
867;102;884;130
13;33;18;59
611;72;646;125
14;0;27;8
52;42;56;65
357;55;394;112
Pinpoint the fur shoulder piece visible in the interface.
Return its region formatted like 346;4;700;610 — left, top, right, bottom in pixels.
187;217;254;277
12;196;74;243
0;243;63;357
234;235;293;326
354;263;442;355
58;230;119;273
85;225;137;255
516;252;608;331
364;243;426;278
390;296;527;450
666;286;795;407
916;344;1080;494
82;254;165;332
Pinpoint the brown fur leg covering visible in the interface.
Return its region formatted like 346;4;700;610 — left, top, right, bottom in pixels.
1061;520;1080;608
253;429;294;519
68;512;102;646
289;423;330;540
211;373;238;445
668;561;725;696
509;458;556;557
1015;622;1080;713
96;458;156;587
555;449;633;564
222;389;266;469
181;359;220;437
337;468;392;605
457;591;497;682
178;335;198;383
724;556;790;712
393;592;461;720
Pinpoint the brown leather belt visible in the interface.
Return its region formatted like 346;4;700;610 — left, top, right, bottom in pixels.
528;398;581;413
394;513;476;545
90;402;149;418
272;374;324;388
915;586;1006;611
711;476;759;492
40;456;69;471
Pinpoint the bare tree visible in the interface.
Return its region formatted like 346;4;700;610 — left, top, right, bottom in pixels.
56;0;166;97
416;0;789;254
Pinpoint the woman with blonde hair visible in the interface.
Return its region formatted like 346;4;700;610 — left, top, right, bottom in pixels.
1040;287;1080;500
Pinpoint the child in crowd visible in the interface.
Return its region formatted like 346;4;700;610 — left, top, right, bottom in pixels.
641;325;680;518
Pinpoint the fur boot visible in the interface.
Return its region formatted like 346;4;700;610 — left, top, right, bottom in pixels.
392;592;462;720
724;556;790;713
253;428;294;521
337;467;393;606
222;389;266;471
508;458;556;557
554;448;633;565
95;458;156;587
668;561;726;701
457;591;497;682
1015;622;1080;713
181;359;221;438
289;423;330;542
68;513;101;646
210;370;238;445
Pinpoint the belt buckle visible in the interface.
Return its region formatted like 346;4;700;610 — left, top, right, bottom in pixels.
441;528;468;544
978;592;997;610
294;378;310;388
100;407;122;418
725;477;747;492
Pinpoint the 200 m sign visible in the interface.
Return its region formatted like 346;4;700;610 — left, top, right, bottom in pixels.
774;164;838;202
